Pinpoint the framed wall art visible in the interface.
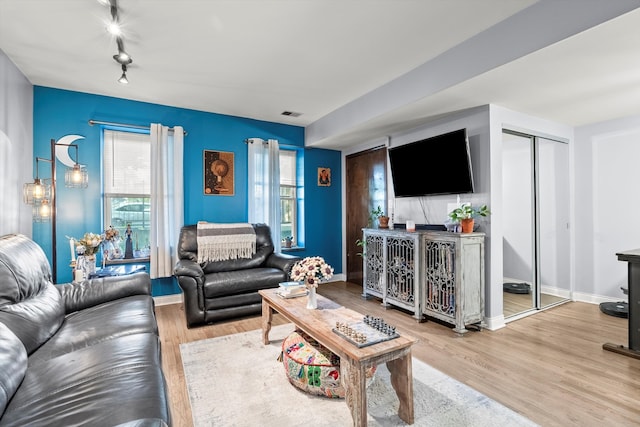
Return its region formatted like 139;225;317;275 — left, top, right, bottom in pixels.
318;167;331;187
204;150;234;195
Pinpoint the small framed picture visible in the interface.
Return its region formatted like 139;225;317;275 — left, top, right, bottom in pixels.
204;150;234;196
318;167;331;187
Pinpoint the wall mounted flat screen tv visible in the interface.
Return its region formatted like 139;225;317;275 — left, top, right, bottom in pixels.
388;128;474;197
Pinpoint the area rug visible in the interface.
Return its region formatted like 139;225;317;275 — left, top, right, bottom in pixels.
180;324;537;427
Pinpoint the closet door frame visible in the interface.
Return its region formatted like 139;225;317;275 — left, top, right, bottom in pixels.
502;128;570;318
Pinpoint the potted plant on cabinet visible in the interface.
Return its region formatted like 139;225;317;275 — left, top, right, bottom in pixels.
448;204;490;233
369;205;390;229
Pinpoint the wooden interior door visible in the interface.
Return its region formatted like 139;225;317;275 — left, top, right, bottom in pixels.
346;147;387;285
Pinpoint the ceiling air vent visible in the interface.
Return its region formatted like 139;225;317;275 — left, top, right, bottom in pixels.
281;111;302;117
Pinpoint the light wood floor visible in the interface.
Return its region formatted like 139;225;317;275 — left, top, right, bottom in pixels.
156;281;640;427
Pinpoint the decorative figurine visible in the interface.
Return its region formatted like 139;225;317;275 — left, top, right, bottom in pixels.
124;224;134;259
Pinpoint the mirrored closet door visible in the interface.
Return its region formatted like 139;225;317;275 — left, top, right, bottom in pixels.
502;130;570;319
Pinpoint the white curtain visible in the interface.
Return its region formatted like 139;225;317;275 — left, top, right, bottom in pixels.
150;123;184;278
247;138;281;251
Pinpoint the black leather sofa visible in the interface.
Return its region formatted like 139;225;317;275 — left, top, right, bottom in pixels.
174;223;301;328
0;233;170;427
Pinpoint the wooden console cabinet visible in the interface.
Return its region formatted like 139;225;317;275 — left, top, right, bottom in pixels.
362;228;485;333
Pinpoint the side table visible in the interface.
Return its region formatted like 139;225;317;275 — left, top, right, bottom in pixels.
88;264;146;279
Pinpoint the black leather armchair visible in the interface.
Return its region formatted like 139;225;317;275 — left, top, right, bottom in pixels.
174;223;301;328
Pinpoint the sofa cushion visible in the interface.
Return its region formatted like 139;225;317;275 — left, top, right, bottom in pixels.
1;333;169;427
0;323;27;417
203;267;286;298
0;234;65;354
28;295;159;365
205;291;263;311
57;272;152;313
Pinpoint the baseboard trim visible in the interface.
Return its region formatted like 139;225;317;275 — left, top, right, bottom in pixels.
154;293;182;306
483;314;506;331
540;285;571;299
572;291;627;305
327;273;346;282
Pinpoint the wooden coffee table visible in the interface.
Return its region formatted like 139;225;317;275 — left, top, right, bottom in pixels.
259;288;417;427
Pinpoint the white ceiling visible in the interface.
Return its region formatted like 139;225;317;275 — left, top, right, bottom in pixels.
1;0;639;150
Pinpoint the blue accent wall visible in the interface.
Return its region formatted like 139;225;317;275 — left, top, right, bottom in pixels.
33;86;342;295
299;148;342;274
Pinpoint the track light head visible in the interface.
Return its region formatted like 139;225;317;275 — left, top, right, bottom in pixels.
103;0;132;85
107;22;122;36
118;64;129;84
105;0;121;35
113;51;132;64
113;37;132;64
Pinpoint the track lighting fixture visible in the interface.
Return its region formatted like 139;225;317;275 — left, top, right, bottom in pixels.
101;0;134;83
118;64;129;84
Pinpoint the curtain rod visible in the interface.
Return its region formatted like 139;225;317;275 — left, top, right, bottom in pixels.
88;119;188;136
244;138;309;150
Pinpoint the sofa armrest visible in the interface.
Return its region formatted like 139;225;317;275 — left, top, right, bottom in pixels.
173;259;204;279
57;272;151;314
0;323;27;416
265;252;302;276
173;259;205;327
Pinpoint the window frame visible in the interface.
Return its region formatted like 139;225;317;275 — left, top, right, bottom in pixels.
279;149;298;248
102;128;152;263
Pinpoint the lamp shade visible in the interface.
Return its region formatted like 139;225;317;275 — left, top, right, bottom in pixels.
65;164;89;188
33;199;52;222
23;178;51;204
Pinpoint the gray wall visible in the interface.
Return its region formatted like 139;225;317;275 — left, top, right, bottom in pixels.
0;48;33;237
574;116;640;302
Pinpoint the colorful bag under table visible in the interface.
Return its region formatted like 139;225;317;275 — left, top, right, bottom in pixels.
281;329;376;398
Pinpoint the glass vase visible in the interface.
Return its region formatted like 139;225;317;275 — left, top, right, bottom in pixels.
77;254;97;280
306;285;318;309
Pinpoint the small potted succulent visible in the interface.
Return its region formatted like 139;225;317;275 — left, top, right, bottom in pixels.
283;236;293;248
448;204;490;233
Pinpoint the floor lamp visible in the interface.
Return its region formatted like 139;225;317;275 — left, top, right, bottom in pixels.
23;139;88;283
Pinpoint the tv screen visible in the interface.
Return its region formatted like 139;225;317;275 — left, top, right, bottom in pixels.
388;128;474;197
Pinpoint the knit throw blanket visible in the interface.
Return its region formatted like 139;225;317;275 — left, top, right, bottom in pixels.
197;222;256;263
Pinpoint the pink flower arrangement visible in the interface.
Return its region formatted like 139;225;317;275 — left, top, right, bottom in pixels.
290;256;334;289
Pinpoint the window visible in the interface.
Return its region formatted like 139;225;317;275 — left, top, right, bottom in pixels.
103;129;151;259
279;150;297;246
